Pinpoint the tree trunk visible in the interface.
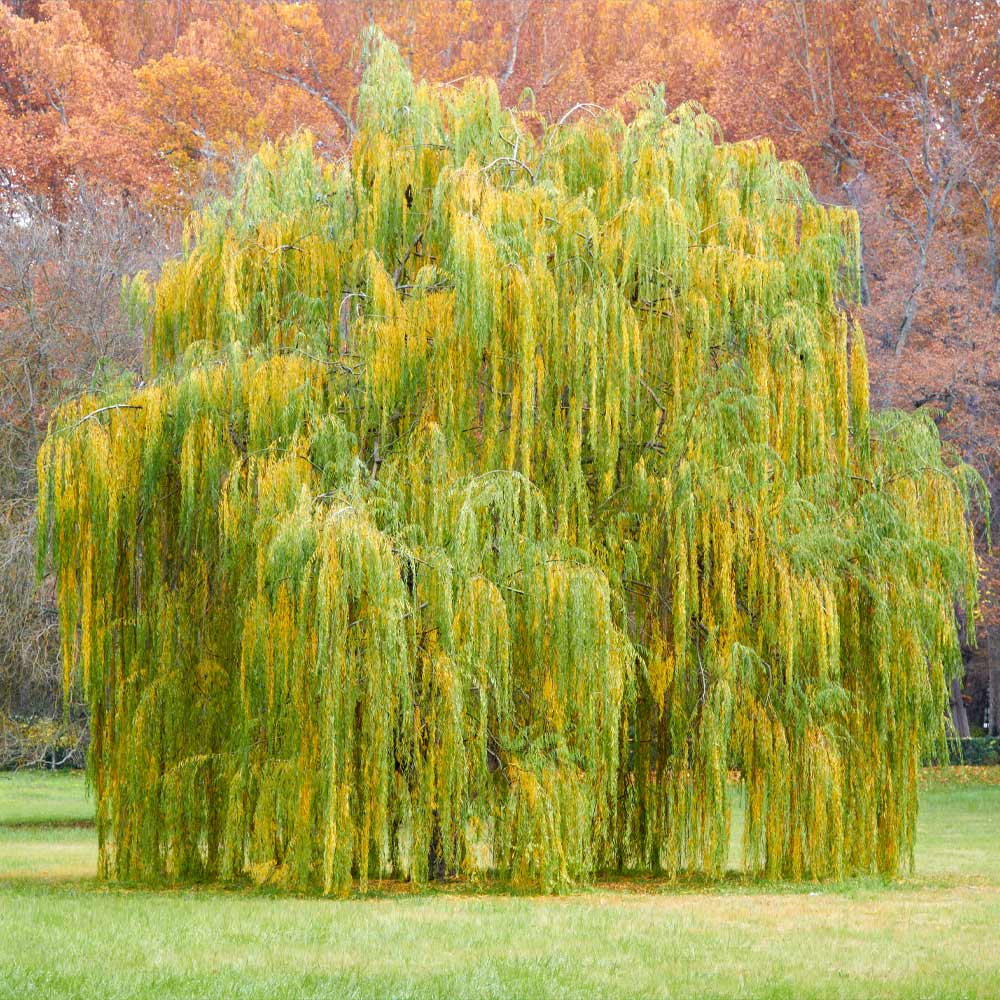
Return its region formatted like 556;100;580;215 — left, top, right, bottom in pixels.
987;225;1000;316
842;177;870;306
498;0;528;87
971;178;1000;315
857;222;871;307
977;194;1000;315
988;627;1000;737
950;675;971;739
896;241;929;355
427;810;446;880
989;668;1000;737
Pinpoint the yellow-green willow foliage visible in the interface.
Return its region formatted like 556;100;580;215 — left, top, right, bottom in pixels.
38;34;986;893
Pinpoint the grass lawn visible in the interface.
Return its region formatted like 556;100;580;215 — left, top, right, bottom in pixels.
0;769;998;999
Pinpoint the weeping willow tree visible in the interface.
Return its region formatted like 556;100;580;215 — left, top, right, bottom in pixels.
38;34;985;893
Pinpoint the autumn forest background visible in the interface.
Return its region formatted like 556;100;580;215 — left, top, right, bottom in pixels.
1;0;998;752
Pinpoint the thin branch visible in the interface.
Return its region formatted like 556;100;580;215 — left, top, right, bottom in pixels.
482;157;535;184
393;231;424;288
60;404;143;436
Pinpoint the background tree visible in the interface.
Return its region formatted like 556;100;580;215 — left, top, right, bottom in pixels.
0;188;168;716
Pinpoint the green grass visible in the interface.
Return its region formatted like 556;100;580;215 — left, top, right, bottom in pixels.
0;770;998;999
0;770;93;826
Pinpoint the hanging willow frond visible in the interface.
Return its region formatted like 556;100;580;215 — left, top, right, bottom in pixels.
38;31;985;893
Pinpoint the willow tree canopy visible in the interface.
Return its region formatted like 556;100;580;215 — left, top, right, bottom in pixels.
38;34;983;893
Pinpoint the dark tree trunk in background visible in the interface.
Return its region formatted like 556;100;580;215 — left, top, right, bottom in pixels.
988;628;1000;737
970;178;1000;316
842;176;871;306
988;668;1000;737
950;676;971;739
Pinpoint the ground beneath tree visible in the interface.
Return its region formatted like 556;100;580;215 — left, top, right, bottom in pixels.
1;769;997;999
